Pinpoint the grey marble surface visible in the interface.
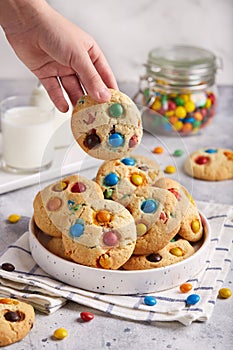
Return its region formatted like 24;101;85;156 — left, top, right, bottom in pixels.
0;81;232;350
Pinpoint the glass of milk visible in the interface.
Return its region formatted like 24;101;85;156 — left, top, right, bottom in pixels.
0;95;55;174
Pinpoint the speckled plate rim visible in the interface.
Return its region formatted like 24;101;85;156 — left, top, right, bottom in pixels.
29;211;211;295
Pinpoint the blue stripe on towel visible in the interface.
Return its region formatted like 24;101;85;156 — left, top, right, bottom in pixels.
8;244;31;255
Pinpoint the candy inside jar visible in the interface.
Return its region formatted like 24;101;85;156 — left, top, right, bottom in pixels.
135;45;221;136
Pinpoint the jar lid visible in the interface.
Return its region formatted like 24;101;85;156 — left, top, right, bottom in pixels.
146;45;218;88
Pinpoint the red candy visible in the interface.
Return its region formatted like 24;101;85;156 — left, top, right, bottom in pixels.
80;311;94;322
195;156;209;165
129;135;138;148
71;182;86;193
168;188;181;201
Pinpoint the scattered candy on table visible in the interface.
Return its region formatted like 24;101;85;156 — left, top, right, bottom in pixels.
173;149;183;157
80;311;94;322
218;288;232;299
53;328;68;340
186;294;200;305
144;296;157;306
153;146;164;154
1;262;15;271
180;283;193;293
8;214;21;223
164;165;176;174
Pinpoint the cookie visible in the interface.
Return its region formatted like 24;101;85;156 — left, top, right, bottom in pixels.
0;298;35;347
61;199;137;269
46;237;71;261
154;178;203;242
122;239;195;270
95;154;163;206
184;148;233;181
33;174;103;237
71;89;143;160
127;186;182;255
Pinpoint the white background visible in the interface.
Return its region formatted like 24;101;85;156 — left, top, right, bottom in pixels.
0;0;232;84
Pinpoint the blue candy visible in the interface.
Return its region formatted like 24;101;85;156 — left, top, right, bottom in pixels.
186;294;200;305
141;199;159;213
69;219;84;238
104;173;119;186
121;157;136;166
144;296;157;306
108;133;124;147
205;149;217;154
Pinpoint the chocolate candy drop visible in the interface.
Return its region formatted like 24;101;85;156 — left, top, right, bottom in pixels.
146;253;162;262
84;133;101;149
4;311;20;322
1;262;15;272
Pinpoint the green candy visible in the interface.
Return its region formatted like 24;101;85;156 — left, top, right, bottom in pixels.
173;149;183;157
109;103;124;117
192;120;202;128
174;96;184;106
104;188;113;199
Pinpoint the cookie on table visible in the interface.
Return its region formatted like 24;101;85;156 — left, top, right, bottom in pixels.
0;298;35;347
154;178;203;242
127;186;182;255
71;89;143;160
61;199;137;269
184;148;233;181
95;154;163;206
33;174;103;237
122;239;195;270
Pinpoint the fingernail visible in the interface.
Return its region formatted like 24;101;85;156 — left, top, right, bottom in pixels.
97;88;111;102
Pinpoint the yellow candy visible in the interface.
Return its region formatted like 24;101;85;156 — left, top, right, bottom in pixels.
170;247;183;257
218;288;232;299
151;99;162;111
191;219;200;233
165;110;175;117
173;121;183;131
53;181;67;192
131;174;143;186
136;223;147;236
53;328;68;340
175;106;186;119
8;214;21;223
164;165;176;174
180;94;190;103
184;101;195;113
205;98;212;109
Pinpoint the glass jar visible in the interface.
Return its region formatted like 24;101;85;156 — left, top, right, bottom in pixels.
135;45;221;136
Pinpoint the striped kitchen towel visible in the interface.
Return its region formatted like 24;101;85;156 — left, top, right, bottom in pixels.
0;200;232;326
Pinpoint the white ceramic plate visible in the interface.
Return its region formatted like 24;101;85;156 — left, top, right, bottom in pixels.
29;212;210;295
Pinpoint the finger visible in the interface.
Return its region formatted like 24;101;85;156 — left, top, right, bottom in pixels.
40;76;69;112
89;47;118;90
60;74;85;106
72;51;111;103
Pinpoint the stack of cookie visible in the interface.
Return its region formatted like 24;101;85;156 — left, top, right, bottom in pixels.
95;156;203;270
33;156;203;270
33;89;204;270
33;174;137;270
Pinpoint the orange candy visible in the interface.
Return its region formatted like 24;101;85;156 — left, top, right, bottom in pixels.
153;146;164;154
180;283;193;293
181;123;193;133
96;210;111;223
